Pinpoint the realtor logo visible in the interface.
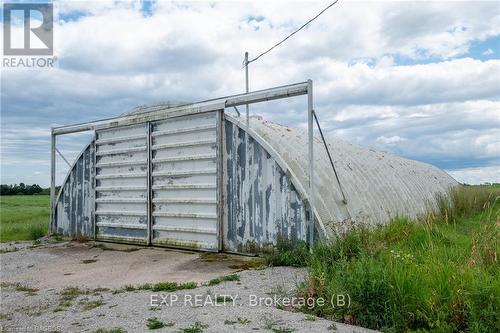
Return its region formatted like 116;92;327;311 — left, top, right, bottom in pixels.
3;3;53;56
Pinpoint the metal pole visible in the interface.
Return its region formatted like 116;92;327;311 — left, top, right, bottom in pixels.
146;122;152;245
245;51;249;127
50;132;56;235
307;79;314;249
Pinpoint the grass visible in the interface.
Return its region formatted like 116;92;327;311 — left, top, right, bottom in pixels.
224;317;251;325
215;295;233;303
237;317;251;324
95;329;127;333
176;322;208;333
54;286;95;311
271;327;295;333
80;299;105;310
207;274;240;286
266;185;500;333
264;239;310;267
0;195;49;242
14;284;39;295
120;281;198;293
146;317;174;330
54;287;86;312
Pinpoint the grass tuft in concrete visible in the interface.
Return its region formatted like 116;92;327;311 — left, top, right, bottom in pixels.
94;328;127;333
151;281;197;292
14;284;39;295
54;286;90;311
80;299;105;310
176;322;208;333
271;327;295;333
119;281;197;293
207;274;240;286
146;317;174;330
237;317;251;324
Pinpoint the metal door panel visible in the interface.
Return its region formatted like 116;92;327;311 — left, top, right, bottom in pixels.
153;188;216;200
153;159;217;173
151;112;219;251
95;123;149;244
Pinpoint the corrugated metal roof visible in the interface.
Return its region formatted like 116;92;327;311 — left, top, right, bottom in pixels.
226;114;459;235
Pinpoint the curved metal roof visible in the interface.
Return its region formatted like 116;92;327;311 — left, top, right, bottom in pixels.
227;114;458;235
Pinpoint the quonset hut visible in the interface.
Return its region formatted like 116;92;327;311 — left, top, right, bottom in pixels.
50;81;458;253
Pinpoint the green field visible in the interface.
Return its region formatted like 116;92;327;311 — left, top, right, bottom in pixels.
266;185;500;332
0;195;50;242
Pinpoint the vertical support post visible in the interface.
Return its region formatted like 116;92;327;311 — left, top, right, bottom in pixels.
216;110;224;251
307;79;314;249
245;51;250;127
50;131;56;235
146;122;152;245
92;132;97;240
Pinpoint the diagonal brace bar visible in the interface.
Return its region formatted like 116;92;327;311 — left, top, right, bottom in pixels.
55;147;72;168
312;110;348;205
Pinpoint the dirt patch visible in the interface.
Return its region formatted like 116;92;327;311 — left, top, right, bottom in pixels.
81;259;98;264
0;241;253;289
199;252;265;270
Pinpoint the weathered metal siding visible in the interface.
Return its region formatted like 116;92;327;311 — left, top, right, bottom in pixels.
231;115;459;235
223;119;306;253
54;141;94;238
151;112;220;251
94;124;149;244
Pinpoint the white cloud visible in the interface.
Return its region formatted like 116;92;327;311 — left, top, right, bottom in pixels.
1;1;500;186
324;100;500;170
483;48;494;55
376;135;407;146
448;166;500;185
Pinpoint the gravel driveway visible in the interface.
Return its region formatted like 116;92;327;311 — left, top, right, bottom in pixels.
0;241;377;333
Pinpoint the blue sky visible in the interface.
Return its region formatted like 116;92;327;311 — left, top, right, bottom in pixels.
1;0;499;186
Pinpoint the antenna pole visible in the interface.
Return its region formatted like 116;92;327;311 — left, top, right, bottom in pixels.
245;51;249;127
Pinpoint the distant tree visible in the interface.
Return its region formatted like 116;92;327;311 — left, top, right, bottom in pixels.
25;184;43;195
0;183;45;195
0;184;14;195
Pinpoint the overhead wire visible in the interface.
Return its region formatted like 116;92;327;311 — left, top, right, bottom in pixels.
244;0;340;66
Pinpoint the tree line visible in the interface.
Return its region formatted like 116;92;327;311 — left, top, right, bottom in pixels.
0;183;53;195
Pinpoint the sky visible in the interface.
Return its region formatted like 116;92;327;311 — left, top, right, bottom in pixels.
1;0;499;187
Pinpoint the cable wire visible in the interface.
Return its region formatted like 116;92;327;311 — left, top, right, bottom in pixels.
245;0;340;66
